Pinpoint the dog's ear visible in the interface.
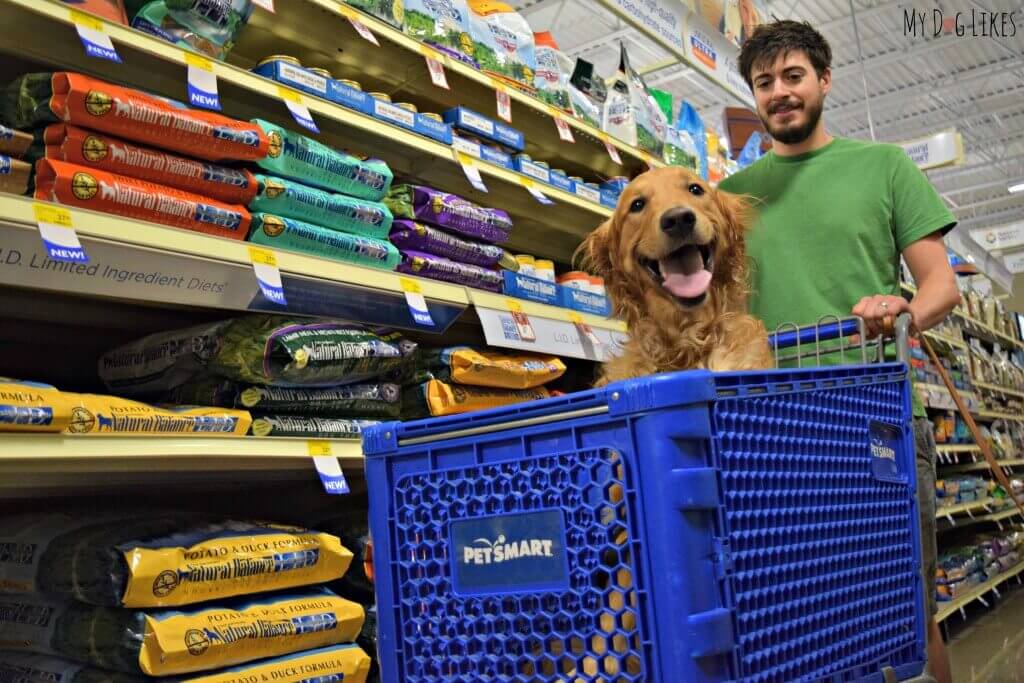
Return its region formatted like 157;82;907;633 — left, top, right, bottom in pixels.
576;219;613;276
713;189;753;237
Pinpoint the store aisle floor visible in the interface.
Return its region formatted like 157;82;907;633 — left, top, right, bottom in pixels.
947;585;1024;682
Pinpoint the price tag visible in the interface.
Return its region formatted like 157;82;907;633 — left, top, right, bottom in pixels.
552;110;574;143
308;441;350;495
495;83;512;123
400;277;435;328
34;204;88;263
455;151;488;193
252;0;275;10
506;299;536;342
569;311;603;349
278;87;319;133
600;133;623;165
185;52;220;110
342;8;380;45
518;176;554;205
421;46;450;90
248;246;287;306
70;10;121;63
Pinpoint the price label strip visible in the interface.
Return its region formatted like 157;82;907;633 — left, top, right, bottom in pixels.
400;277;435;328
552;110;575;143
278;87;319;134
308;441;350;495
185;53;220;110
506;299;536;342
495;83;512;123
600;133;623;165
252;0;275;10
455;151;488;193
569;311;604;351
342;8;379;45
248;246;287;306
422;47;450;90
70;10;121;63
34;204;88;264
519;177;554;205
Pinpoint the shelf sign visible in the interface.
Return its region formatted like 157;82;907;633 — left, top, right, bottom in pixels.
185;53;220;110
34;203;88;264
900;129;963;170
495;83;512;122
600;133;623;165
551;110;575;143
518;176;554;205
248;246;287;306
342;8;379;45
455;152;487;193
278;87;319;133
569;311;603;349
400;277;435;328
70;10;121;63
308;441;350;495
506;299;537;342
421;46;450;90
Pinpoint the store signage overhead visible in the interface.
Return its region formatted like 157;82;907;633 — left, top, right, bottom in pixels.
1005;251;1024;274
971;221;1024;252
901;129;964;170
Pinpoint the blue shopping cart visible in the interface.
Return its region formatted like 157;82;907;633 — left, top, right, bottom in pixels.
364;316;929;682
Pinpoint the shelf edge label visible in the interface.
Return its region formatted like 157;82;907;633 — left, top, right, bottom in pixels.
308;441;350;495
495;83;512;122
34;203;88;264
248;246;287;306
185;52;220;110
70;10;121;63
400;277;436;328
455;151;488;193
421;47;450;90
278;87;319;133
519;176;555;205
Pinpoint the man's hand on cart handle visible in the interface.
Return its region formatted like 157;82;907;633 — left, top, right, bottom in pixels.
852;294;911;338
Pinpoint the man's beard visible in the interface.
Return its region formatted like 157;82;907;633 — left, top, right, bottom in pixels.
760;96;824;145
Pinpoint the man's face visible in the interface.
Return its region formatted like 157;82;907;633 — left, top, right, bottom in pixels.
750;50;830;145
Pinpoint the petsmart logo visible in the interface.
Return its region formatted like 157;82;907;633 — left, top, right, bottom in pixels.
870;440;896;461
690;30;717;69
462;534;555;565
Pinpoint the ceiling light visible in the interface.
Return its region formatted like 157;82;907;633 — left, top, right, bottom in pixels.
1009;181;1024;193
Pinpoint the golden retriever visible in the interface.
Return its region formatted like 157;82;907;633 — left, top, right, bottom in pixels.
581;166;772;384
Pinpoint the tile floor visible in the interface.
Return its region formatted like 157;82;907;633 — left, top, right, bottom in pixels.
946;583;1024;682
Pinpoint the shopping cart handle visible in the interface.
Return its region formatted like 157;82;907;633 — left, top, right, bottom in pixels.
768;319;861;350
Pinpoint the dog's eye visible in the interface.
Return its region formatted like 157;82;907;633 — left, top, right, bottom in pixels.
688;183;705;196
629;198;646;213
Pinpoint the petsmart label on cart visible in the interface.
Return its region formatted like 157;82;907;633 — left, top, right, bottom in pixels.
450;509;570;595
869;420;905;483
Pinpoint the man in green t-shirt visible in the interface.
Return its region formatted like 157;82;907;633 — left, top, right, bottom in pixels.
719;20;960;683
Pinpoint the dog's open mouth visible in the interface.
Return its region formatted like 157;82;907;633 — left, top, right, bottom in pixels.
639;242;715;306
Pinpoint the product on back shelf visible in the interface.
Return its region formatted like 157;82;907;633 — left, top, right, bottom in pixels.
248;213;400;270
318;510;374;605
251;119;392;200
413;378;550;416
35;160;252;241
677;100;708;180
422;346;565;389
568;58;606;129
4;73;269;161
384;184;512;243
0;123;34;157
402;0;477;66
388;219;511;268
42;124;259;205
602;44;661;156
0;590;363;675
249;174;392;239
251;415;379;438
443;106;524;150
342;0;402;28
396;249;503;291
65;0;129;24
129;0;254;60
167;378;402;418
0;514;352;606
467;1;536;90
0;378;72;433
532;31;572;110
0;153;30;193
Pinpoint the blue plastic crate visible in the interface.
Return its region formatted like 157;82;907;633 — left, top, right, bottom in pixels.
364;364;926;683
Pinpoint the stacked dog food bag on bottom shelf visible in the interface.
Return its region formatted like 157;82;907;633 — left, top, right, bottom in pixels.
936;528;1024;603
97;315;416;439
0;514;373;681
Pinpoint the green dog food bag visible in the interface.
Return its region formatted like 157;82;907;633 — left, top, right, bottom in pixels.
251;415;380;438
249;213;400;271
249;174;393;239
167;378;402;419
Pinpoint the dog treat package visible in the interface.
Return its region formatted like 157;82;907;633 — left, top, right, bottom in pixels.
252;119;392;201
388;219;511;268
248;213;400;270
3;73;269;161
341;0;402;28
467;1;536;90
0;513;352;607
0;590;364;676
603;44;661;156
402;0;477;66
128;0;255;60
396;250;503;292
0;378;72;433
423;346;566;389
42;124;259;205
35;160;252;241
251;415;379;438
0;123;34;157
60;393;251;436
384;184;512;243
249;174;393;239
412;379;551;416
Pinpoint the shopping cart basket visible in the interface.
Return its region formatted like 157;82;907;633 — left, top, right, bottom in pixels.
363;315;928;682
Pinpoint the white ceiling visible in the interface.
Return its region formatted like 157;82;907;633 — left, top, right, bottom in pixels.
512;0;1024;302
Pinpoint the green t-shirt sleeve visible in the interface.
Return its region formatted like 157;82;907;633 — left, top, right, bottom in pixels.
890;147;957;251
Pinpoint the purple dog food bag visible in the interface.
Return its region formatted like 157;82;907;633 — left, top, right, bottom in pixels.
384;184;512;244
396;250;503;292
389;220;513;268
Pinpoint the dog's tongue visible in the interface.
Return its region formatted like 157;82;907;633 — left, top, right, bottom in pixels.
660;245;711;299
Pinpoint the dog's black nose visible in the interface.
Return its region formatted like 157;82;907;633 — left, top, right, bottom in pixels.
660;208;696;236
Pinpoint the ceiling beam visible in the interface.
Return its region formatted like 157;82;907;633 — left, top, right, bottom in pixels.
957;204;1024;229
954;194;1024;214
841;89;1024;139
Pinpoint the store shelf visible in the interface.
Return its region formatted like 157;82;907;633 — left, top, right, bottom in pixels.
936;444;982;456
974;381;1024;400
924;330;968;350
235;0;657;181
901;282;1023;351
936;559;1024;623
975;410;1024;422
943;458;1024;473
936;497;994;520
0;0;610;263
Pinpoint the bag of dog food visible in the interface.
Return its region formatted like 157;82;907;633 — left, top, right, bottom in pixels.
533;31;572;111
423;347;565;389
342;0;402;28
0;590;363;676
389;219;510;268
385;184;511;243
3;73;269;161
467;1;536;90
413;379;550;416
0;653;144;683
249;213;400;270
402;0;477;66
396;250;503;291
167;378;402;419
251;415;379;438
35;160;252;241
60;393;251;435
0;378;72;433
0;123;33;157
568;58;606;129
319;510;374;605
63;0;129;24
0;514;352;607
603;44;661;155
249;175;392;239
677;100;709;180
42;124;258;205
252;119;392;200
129;0;254;60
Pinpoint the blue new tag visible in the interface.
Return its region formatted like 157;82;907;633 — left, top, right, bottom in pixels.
869;420;905;483
187;60;221;111
450;509;569;595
